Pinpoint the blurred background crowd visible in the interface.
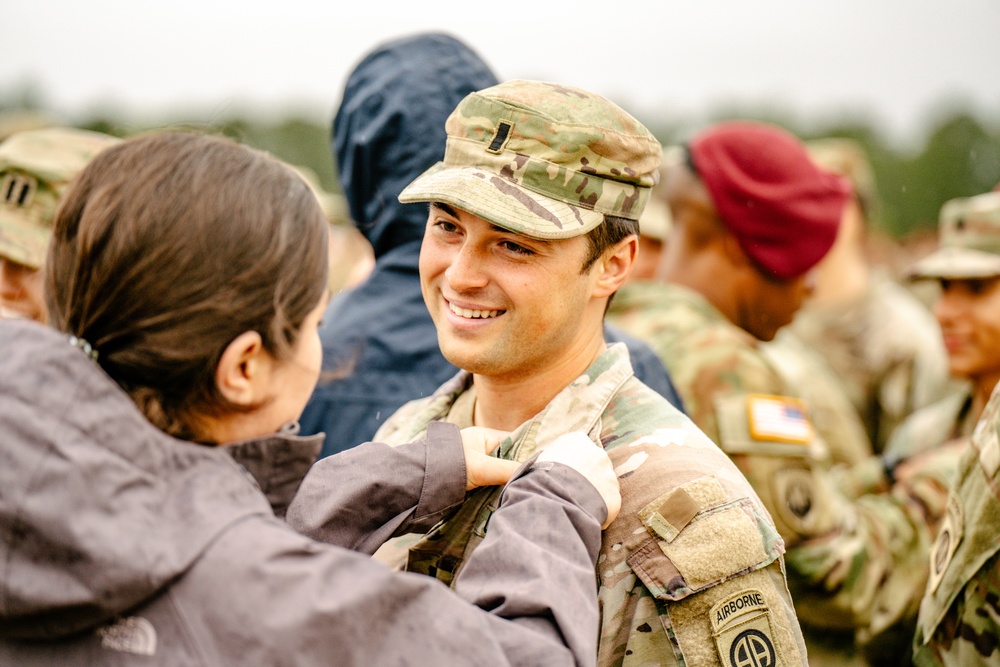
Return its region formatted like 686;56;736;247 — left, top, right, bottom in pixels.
3;0;998;294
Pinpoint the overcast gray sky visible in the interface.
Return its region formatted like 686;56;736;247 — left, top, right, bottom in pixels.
2;0;998;147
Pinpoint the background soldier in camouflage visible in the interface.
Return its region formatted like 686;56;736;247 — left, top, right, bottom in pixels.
607;121;953;665
897;191;1000;666
0;127;119;321
612;147;870;469
781;138;953;454
373;80;807;667
912;379;1000;665
760;328;875;469
885;191;1000;466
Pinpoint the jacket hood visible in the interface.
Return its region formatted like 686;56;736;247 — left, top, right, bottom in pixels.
0;321;299;640
333;32;498;258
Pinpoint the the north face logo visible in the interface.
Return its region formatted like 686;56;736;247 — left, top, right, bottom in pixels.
98;616;157;656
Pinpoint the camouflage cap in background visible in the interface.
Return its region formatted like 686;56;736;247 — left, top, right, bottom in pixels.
0;127;120;269
0;110;60;143
908;191;1000;280
398;79;662;240
638;145;683;242
638;196;672;242
806;137;879;223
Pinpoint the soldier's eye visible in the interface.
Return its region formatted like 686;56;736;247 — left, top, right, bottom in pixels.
968;279;994;296
434;220;459;233
500;240;534;256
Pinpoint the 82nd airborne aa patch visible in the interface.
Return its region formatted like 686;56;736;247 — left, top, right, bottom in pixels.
711;589;783;667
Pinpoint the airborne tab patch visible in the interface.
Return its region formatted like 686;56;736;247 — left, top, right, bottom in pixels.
746;395;812;444
710;589;783;667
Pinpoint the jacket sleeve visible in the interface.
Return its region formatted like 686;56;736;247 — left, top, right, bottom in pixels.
180;460;606;667
286;420;467;555
454;460;606;665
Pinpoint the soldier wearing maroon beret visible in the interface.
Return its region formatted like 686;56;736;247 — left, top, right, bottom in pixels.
608;120;955;665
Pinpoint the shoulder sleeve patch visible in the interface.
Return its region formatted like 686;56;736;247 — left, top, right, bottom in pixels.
716;393;816;457
927;494;964;596
747;394;812;443
711;589;786;667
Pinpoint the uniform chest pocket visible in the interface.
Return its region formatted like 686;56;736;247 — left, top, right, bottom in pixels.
626;478;782;601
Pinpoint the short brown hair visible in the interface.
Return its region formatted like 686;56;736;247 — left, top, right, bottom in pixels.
582;214;639;313
45;131;329;440
581;214;639;273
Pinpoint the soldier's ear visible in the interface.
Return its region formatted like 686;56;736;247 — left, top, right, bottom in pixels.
591;234;637;298
720;231;752;271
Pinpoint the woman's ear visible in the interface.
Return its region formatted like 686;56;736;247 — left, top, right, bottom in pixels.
215;331;270;407
591;234;638;299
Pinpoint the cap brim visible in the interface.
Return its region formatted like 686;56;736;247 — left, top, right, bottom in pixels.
907;246;1000;280
0;209;48;269
398;162;604;240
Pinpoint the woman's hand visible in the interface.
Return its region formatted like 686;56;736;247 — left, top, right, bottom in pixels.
460;426;520;490
537;432;621;529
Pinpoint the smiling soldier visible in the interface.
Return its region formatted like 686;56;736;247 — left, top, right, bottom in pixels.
366;79;807;667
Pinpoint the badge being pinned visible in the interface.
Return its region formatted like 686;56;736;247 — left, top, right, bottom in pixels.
746;395;812;444
711;589;783;667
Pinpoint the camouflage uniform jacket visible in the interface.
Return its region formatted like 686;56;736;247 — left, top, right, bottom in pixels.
823;389;972;507
788;273;952;453
607;281;952;649
913;384;1000;666
763;328;874;467
375;343;808;667
884;387;975;462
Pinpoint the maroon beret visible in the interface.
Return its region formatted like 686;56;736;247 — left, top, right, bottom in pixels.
689;121;851;280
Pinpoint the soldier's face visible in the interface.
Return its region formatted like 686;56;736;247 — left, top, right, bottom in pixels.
0;256;45;322
419;203;602;380
934;276;1000;384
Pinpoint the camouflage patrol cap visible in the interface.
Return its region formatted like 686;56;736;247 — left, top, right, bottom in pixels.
398;79;661;240
0;127;120;269
908;191;1000;280
806;137;879;222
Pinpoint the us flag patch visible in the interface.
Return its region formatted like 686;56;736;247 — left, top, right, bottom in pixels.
746;395;812;444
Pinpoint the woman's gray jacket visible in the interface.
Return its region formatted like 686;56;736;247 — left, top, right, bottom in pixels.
0;320;605;665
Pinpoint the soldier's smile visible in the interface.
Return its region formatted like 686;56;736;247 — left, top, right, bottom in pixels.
447;300;504;320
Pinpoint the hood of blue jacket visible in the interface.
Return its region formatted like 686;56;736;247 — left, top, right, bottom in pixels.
333;32;499;259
